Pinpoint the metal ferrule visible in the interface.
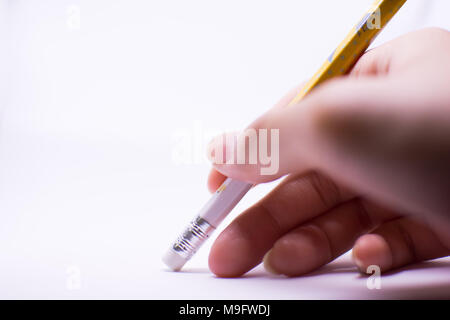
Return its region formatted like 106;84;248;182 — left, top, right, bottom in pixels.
171;216;215;260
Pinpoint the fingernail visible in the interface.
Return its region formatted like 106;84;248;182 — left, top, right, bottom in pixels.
263;250;281;275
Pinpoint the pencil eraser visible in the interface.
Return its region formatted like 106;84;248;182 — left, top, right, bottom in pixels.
162;249;188;272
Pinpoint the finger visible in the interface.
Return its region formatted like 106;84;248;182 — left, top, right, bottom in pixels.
262;200;398;276
209;172;355;277
207;169;227;193
352;218;450;273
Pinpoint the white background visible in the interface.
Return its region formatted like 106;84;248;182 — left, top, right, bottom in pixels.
1;0;450;299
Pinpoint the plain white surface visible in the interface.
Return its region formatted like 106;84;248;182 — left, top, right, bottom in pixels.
1;0;450;299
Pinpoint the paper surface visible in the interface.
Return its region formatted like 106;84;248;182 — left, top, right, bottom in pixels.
0;131;449;299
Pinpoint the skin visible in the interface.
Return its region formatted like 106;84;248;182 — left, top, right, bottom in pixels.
206;28;450;277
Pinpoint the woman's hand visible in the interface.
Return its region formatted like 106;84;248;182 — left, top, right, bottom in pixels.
206;28;450;277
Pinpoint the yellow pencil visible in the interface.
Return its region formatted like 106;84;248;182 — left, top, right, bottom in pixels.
290;0;407;104
163;0;407;272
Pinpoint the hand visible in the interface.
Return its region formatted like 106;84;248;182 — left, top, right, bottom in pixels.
206;28;450;277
